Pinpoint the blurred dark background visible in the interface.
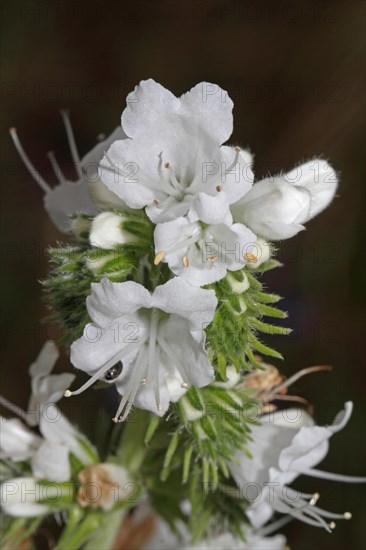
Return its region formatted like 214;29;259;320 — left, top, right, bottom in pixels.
0;1;365;548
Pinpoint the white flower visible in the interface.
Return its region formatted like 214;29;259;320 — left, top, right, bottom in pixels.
231;159;338;240
0;341;75;427
0;405;95;484
0;477;66;517
68;277;217;421
10;115;127;233
154;211;257;286
77;462;136;511
89;211;139;250
0;417;41;462
229;402;365;531
99;79;254;224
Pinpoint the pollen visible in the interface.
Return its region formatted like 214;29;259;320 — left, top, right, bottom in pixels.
154;250;166;265
183;255;189;267
244;252;257;263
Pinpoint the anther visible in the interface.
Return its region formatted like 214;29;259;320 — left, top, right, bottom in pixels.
216;185;222;192
310;492;320;506
164;162;170;169
234;146;241;152
140;378;147;385
181;382;189;389
157;403;163;411
153;199;160;206
154;251;166;265
64;390;72;397
244;252;257;263
344;512;352;520
329;522;336;530
97;133;106;142
183;256;189;267
208;256;217;263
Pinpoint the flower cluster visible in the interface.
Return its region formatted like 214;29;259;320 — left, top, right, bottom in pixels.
3;79;364;549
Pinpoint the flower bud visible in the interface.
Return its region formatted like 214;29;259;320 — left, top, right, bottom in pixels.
89;212;138;250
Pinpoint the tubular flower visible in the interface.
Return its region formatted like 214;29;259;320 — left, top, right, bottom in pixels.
68;277;217;421
99;79;254;224
153;211;257;286
10;116;127;233
229;402;366;532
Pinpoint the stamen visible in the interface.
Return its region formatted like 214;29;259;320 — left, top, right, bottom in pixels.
9;128;51;193
225;146;241;172
113;345;148;422
272;365;333;394
310;492;320;506
60;110;83;179
154;251;166;265
148;310;161;411
301;468;366;483
244;252;257;263
183;256;189;267
0;395;28;422
64;342;143;397
47;151;67;185
164;162;184;192
158;336;192;386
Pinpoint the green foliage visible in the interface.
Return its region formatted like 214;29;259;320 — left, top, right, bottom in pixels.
142;379;258;540
42;210;154;346
205;260;290;376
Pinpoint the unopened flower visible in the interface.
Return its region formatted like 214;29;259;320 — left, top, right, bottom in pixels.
100;79;254;224
10;116;126;233
229;402;365;531
68;277;217;421
231;160;338;240
154;213;257;286
77;463;136;511
89;211;139;250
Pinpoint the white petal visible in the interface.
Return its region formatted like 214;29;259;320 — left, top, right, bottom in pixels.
0;477;51;517
29;341;59;380
0;417;41;461
219;145;254;203
190;191;231;225
44;179;98;233
231;177;311;240
152;278;217;331
88;177;130;210
32;441;70;482
86;278;152;328
179;82;233;145
278;402;353;473
159;315;214;388
286;159;338;219
70;318;144;377
27;373;76;427
121;79;180;139
81;127;126;169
